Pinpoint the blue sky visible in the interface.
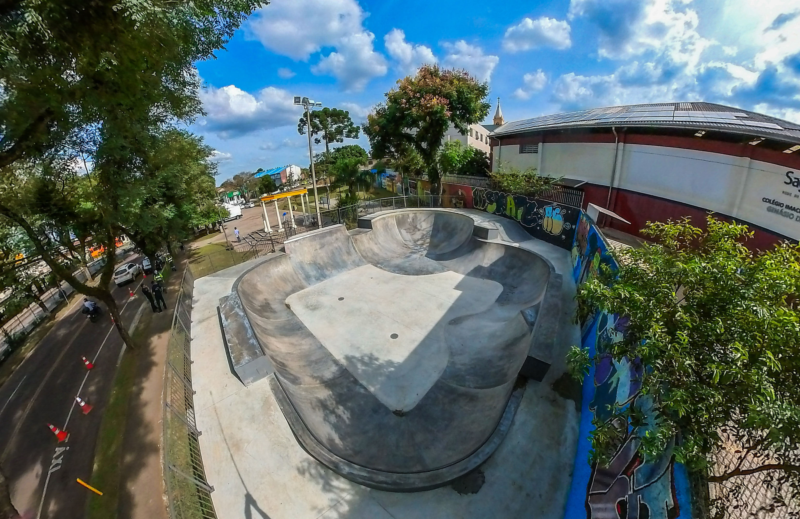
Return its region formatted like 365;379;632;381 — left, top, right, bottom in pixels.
195;0;800;184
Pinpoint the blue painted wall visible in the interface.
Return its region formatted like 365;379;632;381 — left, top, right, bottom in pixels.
564;212;693;519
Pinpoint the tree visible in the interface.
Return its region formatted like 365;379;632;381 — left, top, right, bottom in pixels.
0;1;261;350
329;158;373;206
488;163;560;196
257;175;277;196
394;148;426;178
297;107;360;154
312;145;369;185
438;141;470;177
364;65;490;198
568;216;800;514
459;147;490;177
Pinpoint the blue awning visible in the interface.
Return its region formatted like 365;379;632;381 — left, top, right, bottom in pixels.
254;166;284;179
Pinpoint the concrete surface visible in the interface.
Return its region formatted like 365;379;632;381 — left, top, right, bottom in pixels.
226;211;557;487
192;208;583;517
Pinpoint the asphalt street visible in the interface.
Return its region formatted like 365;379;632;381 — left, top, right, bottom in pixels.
0;254;149;519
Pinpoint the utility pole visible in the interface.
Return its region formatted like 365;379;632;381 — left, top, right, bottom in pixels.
295;96;323;229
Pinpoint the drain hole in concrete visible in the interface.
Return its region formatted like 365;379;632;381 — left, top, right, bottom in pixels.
390;333;398;339
338;297;344;301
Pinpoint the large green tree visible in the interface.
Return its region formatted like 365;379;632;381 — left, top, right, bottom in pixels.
364;65;490;197
569;216;800;515
0;1;262;351
329;158;373;207
298;107;360;154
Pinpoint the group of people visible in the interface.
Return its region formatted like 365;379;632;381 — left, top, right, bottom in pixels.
141;271;168;313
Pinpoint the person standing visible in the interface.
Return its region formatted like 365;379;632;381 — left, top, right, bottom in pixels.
152;281;167;312
141;285;158;313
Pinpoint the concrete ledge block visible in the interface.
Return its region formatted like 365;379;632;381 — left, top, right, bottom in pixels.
218;292;273;387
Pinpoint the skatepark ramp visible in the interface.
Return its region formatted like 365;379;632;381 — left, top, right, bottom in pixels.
218;209;564;491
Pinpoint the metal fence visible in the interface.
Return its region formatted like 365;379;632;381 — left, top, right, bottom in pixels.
440;174;491;189
163;267;217;519
537;185;585;208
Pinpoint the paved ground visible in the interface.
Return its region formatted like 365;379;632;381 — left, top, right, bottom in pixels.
0;252;149;519
191;210;583;518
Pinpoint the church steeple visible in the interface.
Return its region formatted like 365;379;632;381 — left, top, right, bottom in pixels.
493;97;504;126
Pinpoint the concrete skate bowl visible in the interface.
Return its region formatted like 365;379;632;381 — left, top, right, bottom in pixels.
219;209;564;491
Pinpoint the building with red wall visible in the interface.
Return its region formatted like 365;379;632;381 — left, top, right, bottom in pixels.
489;102;800;250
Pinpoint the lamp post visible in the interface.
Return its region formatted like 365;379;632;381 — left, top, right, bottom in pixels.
294;96;323;229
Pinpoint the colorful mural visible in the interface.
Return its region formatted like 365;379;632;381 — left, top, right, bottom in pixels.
472;188;579;249
441;182;474;209
565;212;692;519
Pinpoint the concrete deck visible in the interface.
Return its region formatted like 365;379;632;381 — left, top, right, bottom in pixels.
191;209;582;518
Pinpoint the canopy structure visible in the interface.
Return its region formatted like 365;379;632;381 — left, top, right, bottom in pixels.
260;188;308;202
254;166;285;179
260;188;311;233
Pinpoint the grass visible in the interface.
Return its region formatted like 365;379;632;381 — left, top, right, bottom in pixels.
188;243;254;279
85;309;153;519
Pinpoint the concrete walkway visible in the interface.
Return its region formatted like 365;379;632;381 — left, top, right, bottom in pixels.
190;210;583;519
116;259;189;519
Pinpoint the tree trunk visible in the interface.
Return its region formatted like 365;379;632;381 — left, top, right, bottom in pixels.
35;298;49;316
78;237;92;281
0;468;19;519
97;291;135;349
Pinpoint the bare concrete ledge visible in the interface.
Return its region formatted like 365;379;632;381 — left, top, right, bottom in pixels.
269;374;526;492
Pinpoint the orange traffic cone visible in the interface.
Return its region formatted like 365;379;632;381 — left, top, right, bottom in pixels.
128;287;135;298
48;424;68;442
82;356;94;370
75;396;93;415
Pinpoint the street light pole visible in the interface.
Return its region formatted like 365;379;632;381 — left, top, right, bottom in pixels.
296;96;323;229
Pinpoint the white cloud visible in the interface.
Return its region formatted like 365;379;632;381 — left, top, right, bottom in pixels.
503;17;572;52
384;29;437;76
199;85;299;138
513;70;548;100
341;101;372;122
209;150;233;162
277;68;296;79
245;0;365;60
442;41;499;83
312;31;388;92
568;0;712;68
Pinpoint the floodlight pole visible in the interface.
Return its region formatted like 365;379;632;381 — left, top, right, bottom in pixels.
301;100;323;229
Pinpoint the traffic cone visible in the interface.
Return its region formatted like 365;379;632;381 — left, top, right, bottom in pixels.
82;356;94;370
75;396;93;415
48;424;68;442
129;287;135;298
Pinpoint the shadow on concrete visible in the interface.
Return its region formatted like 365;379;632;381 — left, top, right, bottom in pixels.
212;403;271;519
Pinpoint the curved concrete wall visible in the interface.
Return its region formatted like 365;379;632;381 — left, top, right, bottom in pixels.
235;210;553;481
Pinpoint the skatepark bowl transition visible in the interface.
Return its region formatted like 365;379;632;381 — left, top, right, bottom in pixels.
218;209;568;492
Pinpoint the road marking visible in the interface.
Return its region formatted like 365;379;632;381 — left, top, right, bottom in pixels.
36;278;145;519
0;375;27;419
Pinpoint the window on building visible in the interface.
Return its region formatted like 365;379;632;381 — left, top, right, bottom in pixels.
469;128;473;137
520;144;539;154
479;133;483;142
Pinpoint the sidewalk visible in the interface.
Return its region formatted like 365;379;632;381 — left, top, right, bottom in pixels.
116;257;187;519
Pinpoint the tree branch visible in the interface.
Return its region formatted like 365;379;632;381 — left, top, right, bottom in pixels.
708;463;800;483
0;109;54;170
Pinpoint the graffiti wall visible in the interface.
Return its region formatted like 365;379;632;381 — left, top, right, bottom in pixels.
565;212;693;519
472;188;580;249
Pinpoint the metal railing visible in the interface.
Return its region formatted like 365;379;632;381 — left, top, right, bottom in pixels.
317;195;463;229
537;185;585;208
163;267;217;519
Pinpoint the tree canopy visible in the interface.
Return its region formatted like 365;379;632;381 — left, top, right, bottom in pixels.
0;1;261;351
364;65;490;192
569;216;800;515
329;158;373;206
297;107;360;154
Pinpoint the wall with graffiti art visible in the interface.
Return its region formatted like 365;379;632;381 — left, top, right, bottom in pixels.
441;182;475;209
471;188;580;250
564;212;693;519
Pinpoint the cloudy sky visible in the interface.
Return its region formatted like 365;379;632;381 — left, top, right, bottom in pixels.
196;0;800;184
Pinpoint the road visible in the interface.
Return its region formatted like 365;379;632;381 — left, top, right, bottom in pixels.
0;254;149;519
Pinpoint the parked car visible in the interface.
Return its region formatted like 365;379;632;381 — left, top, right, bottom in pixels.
141;257;153;274
114;262;141;286
245;201;255;208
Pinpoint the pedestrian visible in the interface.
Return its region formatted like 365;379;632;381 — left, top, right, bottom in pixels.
234;227;240;242
152;281;167;312
141;285;158;313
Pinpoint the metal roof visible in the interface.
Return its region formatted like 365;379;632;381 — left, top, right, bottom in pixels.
254;166;285;178
491;102;800;144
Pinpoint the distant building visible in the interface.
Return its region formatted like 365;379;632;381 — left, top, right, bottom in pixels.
442;98;504;155
255;165;301;187
488;101;800;249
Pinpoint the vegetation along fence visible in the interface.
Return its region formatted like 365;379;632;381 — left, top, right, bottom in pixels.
163;267;217;519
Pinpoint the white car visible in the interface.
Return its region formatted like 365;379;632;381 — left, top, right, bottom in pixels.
245;201;255;208
114;262;141;287
142;257;153;274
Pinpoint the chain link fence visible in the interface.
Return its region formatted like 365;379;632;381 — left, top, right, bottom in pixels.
708;435;800;519
163;267;217;519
